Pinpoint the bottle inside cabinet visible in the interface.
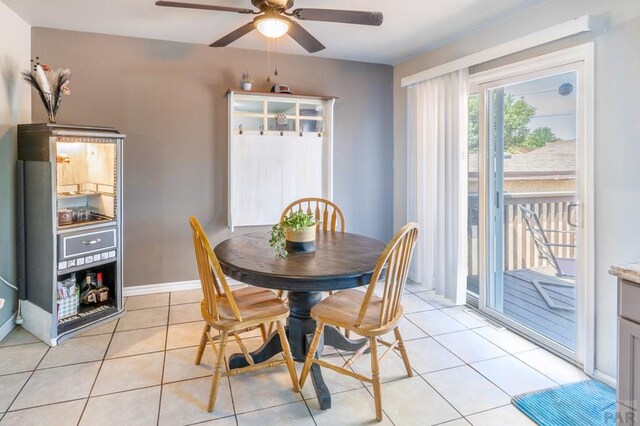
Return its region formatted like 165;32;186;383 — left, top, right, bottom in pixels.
57;262;118;333
56;139;118;228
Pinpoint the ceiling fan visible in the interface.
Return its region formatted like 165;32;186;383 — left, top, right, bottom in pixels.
155;0;383;53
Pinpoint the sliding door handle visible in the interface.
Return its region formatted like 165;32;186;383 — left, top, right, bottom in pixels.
567;202;579;227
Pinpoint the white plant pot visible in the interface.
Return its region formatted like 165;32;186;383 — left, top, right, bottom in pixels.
241;82;253;91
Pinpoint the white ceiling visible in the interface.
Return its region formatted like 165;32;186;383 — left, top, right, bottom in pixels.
3;0;545;65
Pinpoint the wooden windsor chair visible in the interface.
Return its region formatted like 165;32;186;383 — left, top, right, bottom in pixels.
189;216;299;412
281;197;346;233
298;222;420;421
269;197;346;335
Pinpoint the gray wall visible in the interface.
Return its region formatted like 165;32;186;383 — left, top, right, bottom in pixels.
31;28;394;288
393;0;640;380
0;1;30;328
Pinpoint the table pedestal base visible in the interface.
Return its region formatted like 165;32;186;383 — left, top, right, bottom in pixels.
228;290;367;410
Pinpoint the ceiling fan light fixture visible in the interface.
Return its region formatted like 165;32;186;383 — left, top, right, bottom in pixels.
255;14;289;38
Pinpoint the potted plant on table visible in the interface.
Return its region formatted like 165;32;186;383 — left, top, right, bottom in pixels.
269;211;317;258
240;71;254;91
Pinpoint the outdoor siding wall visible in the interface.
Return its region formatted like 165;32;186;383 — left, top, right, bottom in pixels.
0;1;30;328
31;28;394;288
393;0;640;380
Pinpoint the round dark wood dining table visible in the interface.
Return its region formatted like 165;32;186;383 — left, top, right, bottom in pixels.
214;230;386;410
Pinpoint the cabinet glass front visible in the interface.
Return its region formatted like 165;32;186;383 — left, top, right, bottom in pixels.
56;139;117;228
267;101;296;115
299;103;323;117
234;99;263;114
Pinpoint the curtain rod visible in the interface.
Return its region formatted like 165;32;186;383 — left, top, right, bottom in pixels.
401;15;605;88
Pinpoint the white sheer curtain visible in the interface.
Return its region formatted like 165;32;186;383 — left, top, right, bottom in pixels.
406;69;468;305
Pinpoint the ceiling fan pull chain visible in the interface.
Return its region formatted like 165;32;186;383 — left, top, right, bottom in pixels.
266;37;271;82
274;36;279;76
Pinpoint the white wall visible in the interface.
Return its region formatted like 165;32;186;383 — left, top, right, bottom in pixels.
393;0;640;380
0;0;31;328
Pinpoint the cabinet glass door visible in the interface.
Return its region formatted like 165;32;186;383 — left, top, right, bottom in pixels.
56;139;118;228
233;99;264;132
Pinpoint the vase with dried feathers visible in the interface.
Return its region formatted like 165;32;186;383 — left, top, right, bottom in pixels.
22;57;71;123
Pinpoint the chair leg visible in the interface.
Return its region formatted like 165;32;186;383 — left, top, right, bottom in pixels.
260;323;268;342
394;327;413;377
299;321;324;388
370;337;383;422
267;322;275;337
195;324;210;365
207;330;228;412
267;290;286;337
276;320;300;392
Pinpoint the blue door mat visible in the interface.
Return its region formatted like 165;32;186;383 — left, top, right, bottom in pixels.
512;379;618;425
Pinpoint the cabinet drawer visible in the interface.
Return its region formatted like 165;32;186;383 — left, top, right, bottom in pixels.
620;281;640;323
59;228;117;260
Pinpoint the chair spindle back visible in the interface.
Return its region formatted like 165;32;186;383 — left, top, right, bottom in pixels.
356;222;419;329
281;197;345;232
189;216;242;323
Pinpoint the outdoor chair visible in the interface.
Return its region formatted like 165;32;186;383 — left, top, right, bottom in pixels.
519;205;576;277
519;205;576;312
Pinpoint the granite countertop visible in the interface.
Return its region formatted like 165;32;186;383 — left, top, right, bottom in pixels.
610;262;640;284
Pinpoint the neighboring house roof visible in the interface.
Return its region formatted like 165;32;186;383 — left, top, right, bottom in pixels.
469;140;576;180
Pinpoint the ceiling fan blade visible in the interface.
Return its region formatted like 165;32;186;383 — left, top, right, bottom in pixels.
288;22;325;53
291;8;383;26
210;22;255;47
155;1;255;14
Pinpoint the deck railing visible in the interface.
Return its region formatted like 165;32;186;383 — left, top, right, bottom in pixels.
468;191;576;274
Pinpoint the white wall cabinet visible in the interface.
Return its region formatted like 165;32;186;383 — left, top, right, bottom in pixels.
227;91;335;231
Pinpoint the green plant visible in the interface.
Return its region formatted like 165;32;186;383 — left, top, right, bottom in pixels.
468;93;559;154
241;71;254;84
524;126;557;150
269;211;317;258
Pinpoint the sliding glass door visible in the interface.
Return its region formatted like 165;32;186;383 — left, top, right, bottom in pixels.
470;54;591;363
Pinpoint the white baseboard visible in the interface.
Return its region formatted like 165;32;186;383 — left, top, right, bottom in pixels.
594;369;617;387
123;280;201;297
0;312;17;342
123;278;245;297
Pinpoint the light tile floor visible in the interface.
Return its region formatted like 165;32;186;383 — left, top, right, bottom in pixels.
0;283;589;425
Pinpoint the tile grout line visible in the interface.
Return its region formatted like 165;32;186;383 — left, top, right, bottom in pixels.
416;373;466;421
222;333;240;426
408;307;548;413
461;402;514;419
0;342;51;423
1;291;565;424
465;327;566;385
2;397;88;416
410;299;567;416
345;339;404;425
358;304;525;422
185;414;237;426
155;293;172;426
0;340;46;349
76;317;120;425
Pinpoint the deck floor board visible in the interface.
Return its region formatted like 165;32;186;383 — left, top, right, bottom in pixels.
468;268;575;349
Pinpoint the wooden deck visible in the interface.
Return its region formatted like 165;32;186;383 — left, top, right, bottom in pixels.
467;268;575;350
